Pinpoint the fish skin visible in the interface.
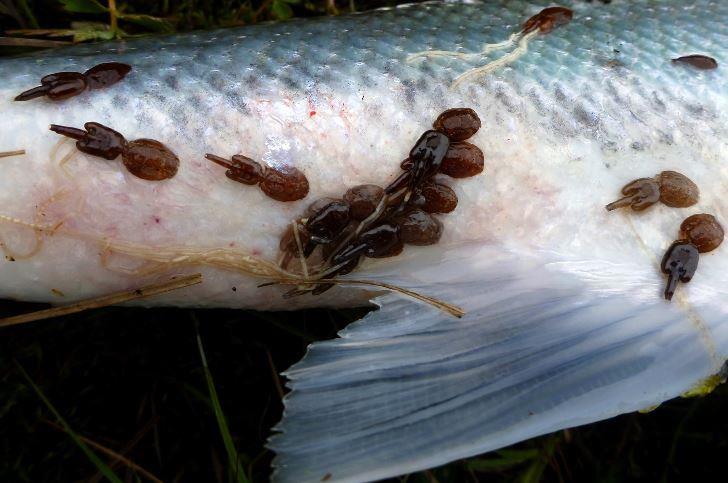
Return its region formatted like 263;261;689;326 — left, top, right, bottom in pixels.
0;0;725;309
0;0;728;480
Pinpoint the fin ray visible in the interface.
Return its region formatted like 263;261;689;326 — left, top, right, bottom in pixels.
270;243;725;482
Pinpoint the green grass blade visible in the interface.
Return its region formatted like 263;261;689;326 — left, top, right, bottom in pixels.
467;448;539;472
14;361;124;483
195;326;250;483
16;0;40;28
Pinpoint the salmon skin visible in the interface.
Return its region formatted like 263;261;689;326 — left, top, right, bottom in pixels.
1;0;728;482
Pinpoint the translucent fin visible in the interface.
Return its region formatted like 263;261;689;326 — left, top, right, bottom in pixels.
269;243;727;483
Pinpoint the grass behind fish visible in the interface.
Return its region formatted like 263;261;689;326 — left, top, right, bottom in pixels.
1;1;727;482
2;301;727;482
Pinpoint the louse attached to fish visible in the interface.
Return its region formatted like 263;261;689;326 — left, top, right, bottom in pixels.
1;1;727;482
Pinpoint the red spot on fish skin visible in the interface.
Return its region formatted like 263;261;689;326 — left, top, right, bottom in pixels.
229;242;235;247
310;110;317;117
154;216;161;223
251;248;261;256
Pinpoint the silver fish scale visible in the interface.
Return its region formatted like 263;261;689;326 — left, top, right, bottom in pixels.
2;0;726;155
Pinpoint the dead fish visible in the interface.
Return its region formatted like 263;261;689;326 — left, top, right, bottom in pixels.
0;1;727;482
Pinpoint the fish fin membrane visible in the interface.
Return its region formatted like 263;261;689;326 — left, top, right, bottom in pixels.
269;243;727;482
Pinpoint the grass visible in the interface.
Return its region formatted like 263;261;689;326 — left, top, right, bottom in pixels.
1;1;727;482
2;300;727;482
14;360;125;483
195;319;250;483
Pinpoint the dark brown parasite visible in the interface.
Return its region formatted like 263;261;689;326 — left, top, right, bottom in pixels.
50;122;178;181
680;214;724;253
206;154;309;202
305;200;351;244
344;185;385;221
206;154;263;185
397;209;443;246
84;62;133;89
661;240;699;301
672;55;718;70
605;178;660;212
15;62;131;102
388;130;450;196
305;197;339;218
412;182;458;214
279;222;315;259
440;142;485;178
332;223;402;265
259;166;309;202
433;108;481;141
123;139;179;181
50;122;125;160
522;6;573;35
657;171;699;208
401;142;484;179
606;171;698;212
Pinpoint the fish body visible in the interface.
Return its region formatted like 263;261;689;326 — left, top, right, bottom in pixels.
1;1;727;481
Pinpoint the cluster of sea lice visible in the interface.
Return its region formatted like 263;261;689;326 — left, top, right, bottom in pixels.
49;122;179;181
275;108;484;297
205;153;309;202
407;6;573;87
606;171;724;301
15;62;131;102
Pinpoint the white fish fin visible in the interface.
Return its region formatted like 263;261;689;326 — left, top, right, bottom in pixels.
269;243;727;483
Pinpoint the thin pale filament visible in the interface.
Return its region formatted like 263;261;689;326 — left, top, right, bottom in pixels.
406;33;519;63
451;30;537;88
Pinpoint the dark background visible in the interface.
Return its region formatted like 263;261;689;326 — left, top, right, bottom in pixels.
1;1;726;482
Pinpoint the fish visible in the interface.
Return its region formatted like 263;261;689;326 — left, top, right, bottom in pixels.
1;0;727;481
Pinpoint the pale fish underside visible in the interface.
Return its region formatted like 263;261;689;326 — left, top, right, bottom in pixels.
0;1;727;482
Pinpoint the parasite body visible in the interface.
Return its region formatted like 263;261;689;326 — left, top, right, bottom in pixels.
661;240;700;301
397;209;444;245
606;171;699;212
50;122;178;180
521;6;573;35
660;214;723;300
412;182;458;214
206;153;309;202
15;62;131;102
672;55;718;70
305;200;351;244
433;108;482;141
405;130;451;190
344;185;385;221
276;108;483;294
680;214;724;253
2;2;728;482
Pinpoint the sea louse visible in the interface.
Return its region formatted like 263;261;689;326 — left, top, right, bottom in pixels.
661;214;723;300
205;153;309;202
407;6;573;87
605;171;699;212
15;62;132;102
50;122;179;181
521;6;574;35
671;54;718;70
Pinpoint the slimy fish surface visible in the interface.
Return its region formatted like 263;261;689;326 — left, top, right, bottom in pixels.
1;1;728;482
